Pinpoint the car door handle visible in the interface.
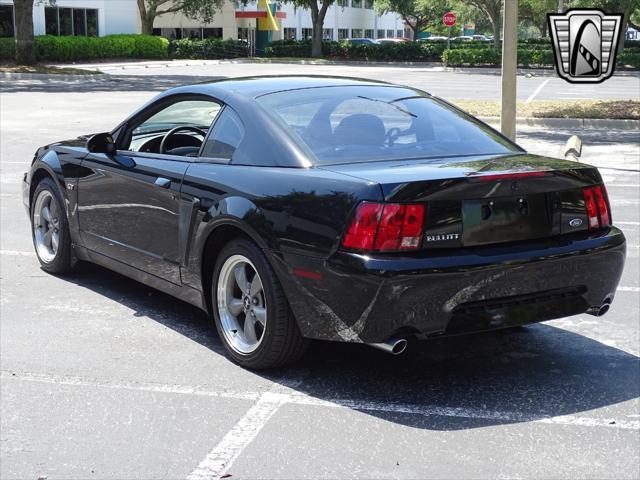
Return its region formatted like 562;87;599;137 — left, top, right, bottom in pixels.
154;177;171;189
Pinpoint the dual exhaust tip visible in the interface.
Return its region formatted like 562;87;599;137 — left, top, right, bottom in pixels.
368;299;613;354
587;300;612;317
367;337;409;355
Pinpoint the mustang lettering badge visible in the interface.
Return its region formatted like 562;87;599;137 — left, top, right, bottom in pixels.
547;9;623;84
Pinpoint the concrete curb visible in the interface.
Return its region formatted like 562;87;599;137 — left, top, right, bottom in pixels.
478;116;639;131
0;71;110;81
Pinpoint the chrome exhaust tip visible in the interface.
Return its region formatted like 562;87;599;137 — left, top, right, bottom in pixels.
587;301;612;317
367;337;408;355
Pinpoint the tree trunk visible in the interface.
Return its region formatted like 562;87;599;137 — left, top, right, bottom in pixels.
413;25;420;41
14;0;35;65
492;13;501;48
311;19;323;57
141;14;155;35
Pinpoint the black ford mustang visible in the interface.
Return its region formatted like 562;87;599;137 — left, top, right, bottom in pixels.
23;76;626;369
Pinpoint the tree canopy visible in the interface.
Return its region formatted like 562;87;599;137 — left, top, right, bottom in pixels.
136;0;226;34
375;0;450;40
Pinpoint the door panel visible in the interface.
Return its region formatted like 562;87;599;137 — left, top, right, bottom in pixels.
77;152;189;284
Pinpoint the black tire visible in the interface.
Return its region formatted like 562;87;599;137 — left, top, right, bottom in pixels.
211;238;308;369
30;177;74;274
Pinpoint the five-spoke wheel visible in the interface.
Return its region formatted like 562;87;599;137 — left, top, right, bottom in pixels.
33;189;61;263
30;177;73;273
212;238;308;369
217;255;267;354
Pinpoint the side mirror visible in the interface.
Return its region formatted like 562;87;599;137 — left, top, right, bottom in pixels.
87;132;116;155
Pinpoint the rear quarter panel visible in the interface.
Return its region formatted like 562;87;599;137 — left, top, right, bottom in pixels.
180;164;382;291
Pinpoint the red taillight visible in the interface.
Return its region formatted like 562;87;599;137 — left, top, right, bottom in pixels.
593;185;611;227
583;185;611;230
341;202;383;251
342;202;425;253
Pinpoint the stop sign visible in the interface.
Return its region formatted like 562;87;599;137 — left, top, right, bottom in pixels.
443;12;457;27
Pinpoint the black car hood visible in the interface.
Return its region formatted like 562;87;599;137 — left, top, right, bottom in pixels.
318;153;595;184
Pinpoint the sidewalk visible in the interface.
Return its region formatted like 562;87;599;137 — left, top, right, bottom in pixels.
51;57;640;76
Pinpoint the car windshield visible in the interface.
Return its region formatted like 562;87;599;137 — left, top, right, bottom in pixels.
257;86;520;166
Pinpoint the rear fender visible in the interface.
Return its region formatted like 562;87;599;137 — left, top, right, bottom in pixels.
182;195;278;293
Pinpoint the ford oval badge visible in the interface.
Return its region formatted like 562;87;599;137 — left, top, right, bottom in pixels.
569;218;583;227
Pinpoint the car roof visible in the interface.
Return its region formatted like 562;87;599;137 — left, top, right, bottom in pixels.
172;75;397;99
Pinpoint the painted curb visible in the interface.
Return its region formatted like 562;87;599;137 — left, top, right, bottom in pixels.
0;71;110;82
478;116;639;131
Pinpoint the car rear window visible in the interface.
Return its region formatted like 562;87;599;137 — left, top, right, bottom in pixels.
257;86;520;165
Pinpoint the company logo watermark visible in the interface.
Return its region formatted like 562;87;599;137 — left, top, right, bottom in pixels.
548;9;623;84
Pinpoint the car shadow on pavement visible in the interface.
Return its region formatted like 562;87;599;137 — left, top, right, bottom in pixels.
60;262;640;432
0;75;228;93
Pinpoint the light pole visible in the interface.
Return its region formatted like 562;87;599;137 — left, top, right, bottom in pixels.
500;0;518;141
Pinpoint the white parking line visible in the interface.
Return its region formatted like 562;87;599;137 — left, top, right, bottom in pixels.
187;392;287;480
617;221;640;226
0;250;36;256
3;371;639;432
617;286;640;292
525;78;551;104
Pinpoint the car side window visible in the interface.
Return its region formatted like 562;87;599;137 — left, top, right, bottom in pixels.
201;107;245;161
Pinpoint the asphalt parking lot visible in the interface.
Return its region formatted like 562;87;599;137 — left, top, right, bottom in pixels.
1;65;639;479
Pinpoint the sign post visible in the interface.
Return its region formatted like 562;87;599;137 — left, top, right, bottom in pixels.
443;12;456;50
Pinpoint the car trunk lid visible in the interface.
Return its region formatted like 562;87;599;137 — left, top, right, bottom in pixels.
323;154;606;249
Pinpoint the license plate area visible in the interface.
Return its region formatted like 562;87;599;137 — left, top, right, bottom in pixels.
462;194;550;246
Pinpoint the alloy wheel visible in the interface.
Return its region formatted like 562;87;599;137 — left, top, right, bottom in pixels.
33;189;60;264
217;254;267;354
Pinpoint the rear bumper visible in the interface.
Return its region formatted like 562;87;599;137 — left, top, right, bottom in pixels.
274;227;626;343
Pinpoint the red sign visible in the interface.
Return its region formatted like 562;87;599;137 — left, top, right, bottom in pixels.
443;12;457;27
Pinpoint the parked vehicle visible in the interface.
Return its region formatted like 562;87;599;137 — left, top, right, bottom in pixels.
419;36;448;42
24;76;626;369
453;35;474;41
347;38;379;45
377;38;408;44
472;34;492;42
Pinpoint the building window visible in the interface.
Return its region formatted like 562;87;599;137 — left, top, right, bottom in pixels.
237;27;249;41
86;10;98;36
45;7;98;37
365;0;374;9
301;28;313;40
283;27;296;40
351;28;363;38
323;28;333;40
74;9;88;36
0;4;14;37
59;8;72;35
203;28;223;39
364;29;374;39
338;28;349;40
376;29;385;39
159;28;182;40
404;28;412;38
183;28;202;39
397;29;403;38
386;29;394;38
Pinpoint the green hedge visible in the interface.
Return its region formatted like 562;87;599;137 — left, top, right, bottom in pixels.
618;51;640;69
0;34;168;61
443;47;637;68
36;34;168;61
0;37;14;59
169;38;248;59
265;40;446;61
